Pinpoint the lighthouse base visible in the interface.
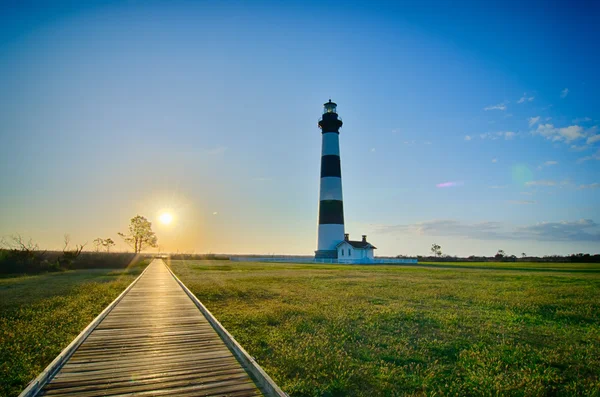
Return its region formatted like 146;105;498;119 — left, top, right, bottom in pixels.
314;250;338;259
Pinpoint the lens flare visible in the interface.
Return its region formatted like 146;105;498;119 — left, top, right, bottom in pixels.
436;181;464;188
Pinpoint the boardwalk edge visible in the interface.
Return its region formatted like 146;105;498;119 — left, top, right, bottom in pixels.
18;261;153;397
165;260;289;397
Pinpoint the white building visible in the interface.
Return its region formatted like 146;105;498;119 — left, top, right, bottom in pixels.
336;234;376;264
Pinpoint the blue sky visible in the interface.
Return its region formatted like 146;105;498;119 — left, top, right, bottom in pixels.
1;0;599;256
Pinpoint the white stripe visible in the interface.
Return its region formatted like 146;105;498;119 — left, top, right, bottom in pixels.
317;224;345;251
321;132;340;156
319;177;343;201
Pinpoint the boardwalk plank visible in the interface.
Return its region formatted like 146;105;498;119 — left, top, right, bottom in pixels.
36;260;265;397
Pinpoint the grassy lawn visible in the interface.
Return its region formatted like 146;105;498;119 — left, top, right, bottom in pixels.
0;261;148;397
170;260;600;397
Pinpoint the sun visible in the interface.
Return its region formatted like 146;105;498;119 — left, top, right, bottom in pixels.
159;212;173;225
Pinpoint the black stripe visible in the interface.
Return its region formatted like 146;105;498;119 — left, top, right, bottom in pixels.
319;200;344;224
320;155;341;178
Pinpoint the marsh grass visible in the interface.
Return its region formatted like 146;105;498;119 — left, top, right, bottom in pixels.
171;260;600;396
0;260;148;396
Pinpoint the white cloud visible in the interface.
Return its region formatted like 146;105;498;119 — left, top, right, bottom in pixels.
464;135;472;141
379;219;600;242
578;183;599;190
528;116;540;127
504;131;516;139
587;135;600;145
484;103;507;111
491;158;498;163
213;212;218;215
489;185;507;189
533;124;585;142
517;93;535;103
561;88;569;98
370;148;376;152
423;141;432;145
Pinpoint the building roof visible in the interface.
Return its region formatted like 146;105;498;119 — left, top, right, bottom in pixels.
336;240;377;249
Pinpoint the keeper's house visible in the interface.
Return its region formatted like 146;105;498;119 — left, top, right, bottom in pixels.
336;234;376;264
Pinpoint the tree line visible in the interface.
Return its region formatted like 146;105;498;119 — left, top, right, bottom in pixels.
0;215;158;274
393;243;600;263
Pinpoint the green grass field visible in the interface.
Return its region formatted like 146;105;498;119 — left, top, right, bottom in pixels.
171;260;600;396
0;261;148;397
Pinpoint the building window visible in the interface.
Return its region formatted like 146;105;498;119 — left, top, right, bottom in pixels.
341;249;344;256
349;249;352;256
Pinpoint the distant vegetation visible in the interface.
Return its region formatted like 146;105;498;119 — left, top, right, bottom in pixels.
172;260;600;396
1;214;157;275
395;242;600;263
0;232;149;275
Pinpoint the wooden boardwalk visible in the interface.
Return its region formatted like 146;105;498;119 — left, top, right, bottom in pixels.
25;260;280;397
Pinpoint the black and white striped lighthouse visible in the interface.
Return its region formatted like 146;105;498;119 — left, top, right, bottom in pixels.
315;99;345;259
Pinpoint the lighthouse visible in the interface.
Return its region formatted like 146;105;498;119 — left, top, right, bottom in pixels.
315;100;345;259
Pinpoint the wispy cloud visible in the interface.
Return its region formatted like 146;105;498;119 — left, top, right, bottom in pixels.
204;146;227;155
587;135;600;145
379;219;600;242
573;117;592;123
484;103;507;111
571;144;589;152
526;180;557;187
517;93;535;103
578;183;599;190
479;131;517;140
508;200;537;205
528;116;540;127
491;158;498;163
464;135;472;141
561;88;569;98
578;149;600;163
537;160;558;170
489;185;507;189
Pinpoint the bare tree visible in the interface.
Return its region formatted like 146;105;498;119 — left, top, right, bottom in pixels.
2;234;46;270
118;215;157;253
57;234;85;269
522;252;527;258
93;238;104;252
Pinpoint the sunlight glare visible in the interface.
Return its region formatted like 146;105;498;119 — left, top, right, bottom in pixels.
159;212;173;225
